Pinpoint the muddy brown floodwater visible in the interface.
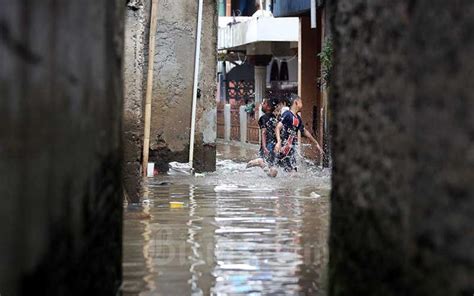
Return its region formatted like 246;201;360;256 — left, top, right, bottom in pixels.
122;142;331;295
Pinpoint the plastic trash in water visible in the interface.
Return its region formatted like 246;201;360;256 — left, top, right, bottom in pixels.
169;201;185;209
168;162;193;175
147;163;155;177
310;192;321;199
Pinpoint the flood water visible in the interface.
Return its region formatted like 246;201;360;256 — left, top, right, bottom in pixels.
122;142;331;296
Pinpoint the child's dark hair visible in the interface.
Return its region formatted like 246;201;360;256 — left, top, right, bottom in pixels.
263;98;276;113
288;93;300;106
269;98;280;110
280;95;290;107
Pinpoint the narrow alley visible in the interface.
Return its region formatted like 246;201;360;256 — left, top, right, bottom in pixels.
123;142;330;295
2;1;473;295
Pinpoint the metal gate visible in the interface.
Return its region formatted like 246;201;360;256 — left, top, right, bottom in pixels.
217;102;225;139
227;80;254;103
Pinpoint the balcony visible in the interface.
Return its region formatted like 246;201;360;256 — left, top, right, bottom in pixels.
218;16;299;51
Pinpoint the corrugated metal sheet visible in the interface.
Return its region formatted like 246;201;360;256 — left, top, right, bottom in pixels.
272;0;324;17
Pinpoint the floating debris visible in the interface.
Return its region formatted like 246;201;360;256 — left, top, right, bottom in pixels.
169;201;185;208
168;162;193;175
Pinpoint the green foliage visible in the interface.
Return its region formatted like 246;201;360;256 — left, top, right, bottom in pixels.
244;102;255;114
318;38;333;88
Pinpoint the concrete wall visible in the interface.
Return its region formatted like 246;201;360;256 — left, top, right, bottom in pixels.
150;0;217;172
124;1;149;202
329;1;474;295
193;0;218;172
123;0;217;176
0;1;124;295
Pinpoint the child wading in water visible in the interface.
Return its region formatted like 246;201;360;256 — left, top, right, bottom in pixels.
247;98;281;177
274;94;323;172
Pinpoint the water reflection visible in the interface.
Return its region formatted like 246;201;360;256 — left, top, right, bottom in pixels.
123;144;330;296
212;187;304;295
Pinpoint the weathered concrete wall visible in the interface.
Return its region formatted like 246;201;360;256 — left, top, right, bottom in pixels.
123;0;217;175
150;0;196;161
124;1;149;202
151;0;217;172
329;1;474;295
194;0;218;172
0;1;124;295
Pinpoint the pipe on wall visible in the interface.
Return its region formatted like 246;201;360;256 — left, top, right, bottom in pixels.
189;0;204;169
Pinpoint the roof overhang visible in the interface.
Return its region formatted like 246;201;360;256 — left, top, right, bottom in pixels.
272;0;324;17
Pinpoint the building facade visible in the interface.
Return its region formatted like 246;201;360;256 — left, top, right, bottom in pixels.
217;0;330;164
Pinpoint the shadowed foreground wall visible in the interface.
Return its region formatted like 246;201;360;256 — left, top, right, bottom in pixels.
329;1;474;295
0;1;124;295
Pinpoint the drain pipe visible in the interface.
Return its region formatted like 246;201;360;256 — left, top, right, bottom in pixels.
142;0;159;176
189;0;204;169
310;0;317;28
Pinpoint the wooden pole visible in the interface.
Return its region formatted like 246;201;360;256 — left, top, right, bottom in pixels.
142;0;159;176
321;7;329;167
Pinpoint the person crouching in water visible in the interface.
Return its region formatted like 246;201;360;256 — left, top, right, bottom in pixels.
247;98;280;177
274;94;323;172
